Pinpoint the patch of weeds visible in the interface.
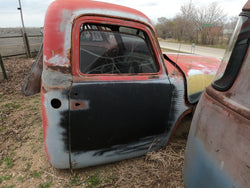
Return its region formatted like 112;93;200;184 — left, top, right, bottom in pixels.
0;116;6;122
24;162;31;171
38;182;52;188
32;148;38;154
33;100;39;104
31;171;41;178
70;175;80;186
3;156;14;170
17;176;23;182
21;156;27;161
85;173;102;188
3;102;20;110
0;174;13;184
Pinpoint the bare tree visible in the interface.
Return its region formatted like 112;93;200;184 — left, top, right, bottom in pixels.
155;17;173;39
179;2;197;42
195;2;227;44
155;1;227;45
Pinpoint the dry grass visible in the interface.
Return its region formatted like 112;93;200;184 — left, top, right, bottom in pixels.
0;57;191;187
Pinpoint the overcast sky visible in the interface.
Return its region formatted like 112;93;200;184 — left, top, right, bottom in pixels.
0;0;247;27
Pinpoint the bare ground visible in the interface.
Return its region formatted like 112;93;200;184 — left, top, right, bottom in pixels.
0;58;191;188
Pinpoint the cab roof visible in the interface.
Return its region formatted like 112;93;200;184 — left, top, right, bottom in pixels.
43;0;153;68
45;0;152;26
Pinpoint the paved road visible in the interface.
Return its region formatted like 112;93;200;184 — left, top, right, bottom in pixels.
159;41;226;60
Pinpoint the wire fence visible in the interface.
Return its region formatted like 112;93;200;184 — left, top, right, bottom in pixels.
0;28;43;58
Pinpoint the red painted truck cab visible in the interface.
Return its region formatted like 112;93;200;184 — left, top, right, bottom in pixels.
184;1;250;187
23;0;220;169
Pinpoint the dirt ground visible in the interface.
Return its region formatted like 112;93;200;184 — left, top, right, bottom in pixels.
0;57;191;188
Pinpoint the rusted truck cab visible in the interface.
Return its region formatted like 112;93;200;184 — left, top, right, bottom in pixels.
184;1;250;187
38;0;220;169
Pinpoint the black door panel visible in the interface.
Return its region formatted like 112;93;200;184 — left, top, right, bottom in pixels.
69;80;173;152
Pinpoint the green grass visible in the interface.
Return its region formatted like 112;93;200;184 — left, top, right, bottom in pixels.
85;173;102;188
33;100;39;104
17;176;24;182
0;175;12;184
31;171;41;179
2;156;14;170
38;182;52;188
3;102;20;109
24;162;31;171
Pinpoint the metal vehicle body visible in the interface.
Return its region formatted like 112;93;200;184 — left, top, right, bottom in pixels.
23;0;220;169
184;1;250;187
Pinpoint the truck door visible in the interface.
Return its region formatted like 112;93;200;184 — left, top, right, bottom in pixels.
69;20;174;167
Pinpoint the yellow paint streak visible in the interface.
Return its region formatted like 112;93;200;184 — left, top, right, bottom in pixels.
187;74;215;95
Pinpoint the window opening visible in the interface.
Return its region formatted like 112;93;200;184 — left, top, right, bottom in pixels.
79;23;159;74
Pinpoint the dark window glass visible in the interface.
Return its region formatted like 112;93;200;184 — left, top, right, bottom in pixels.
212;15;250;91
79;23;159;74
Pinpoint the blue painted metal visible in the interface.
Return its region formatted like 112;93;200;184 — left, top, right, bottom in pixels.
184;124;239;188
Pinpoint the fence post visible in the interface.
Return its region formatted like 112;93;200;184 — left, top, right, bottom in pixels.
20;29;31;58
0;54;8;80
18;0;31;58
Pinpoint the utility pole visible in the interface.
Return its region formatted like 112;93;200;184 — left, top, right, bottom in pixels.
18;0;31;58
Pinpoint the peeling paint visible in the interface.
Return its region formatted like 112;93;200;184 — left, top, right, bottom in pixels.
44;55;70;67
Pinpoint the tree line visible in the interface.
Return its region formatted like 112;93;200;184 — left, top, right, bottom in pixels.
155;2;238;45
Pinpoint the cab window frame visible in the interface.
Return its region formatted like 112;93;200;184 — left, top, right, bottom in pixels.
72;17;162;77
212;12;250;91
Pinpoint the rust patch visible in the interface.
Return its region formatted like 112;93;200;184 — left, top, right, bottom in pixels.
206;86;250;120
67;48;71;66
225;92;233;98
47;65;71;74
41;86;48;94
55;48;63;55
70;100;89;110
148;75;159;79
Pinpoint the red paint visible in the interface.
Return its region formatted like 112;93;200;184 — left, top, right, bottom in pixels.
41;91;50;161
71;16;164;81
44;0;153;67
165;53;220;76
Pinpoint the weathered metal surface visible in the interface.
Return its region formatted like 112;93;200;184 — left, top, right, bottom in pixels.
22;44;43;95
39;0;218;169
165;53;220;104
184;91;250;188
184;4;250;187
